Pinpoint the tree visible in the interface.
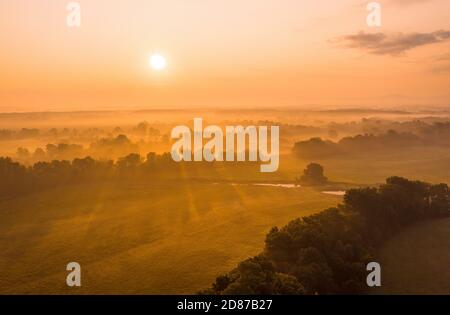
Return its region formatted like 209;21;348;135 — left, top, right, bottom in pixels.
117;153;142;169
16;147;30;159
33;147;46;160
299;163;328;185
145;152;157;165
205;256;305;295
429;183;450;216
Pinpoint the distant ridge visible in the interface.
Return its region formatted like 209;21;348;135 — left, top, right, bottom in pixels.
0;107;449;116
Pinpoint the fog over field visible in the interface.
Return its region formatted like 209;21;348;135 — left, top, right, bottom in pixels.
1;0;450;296
0;107;448;294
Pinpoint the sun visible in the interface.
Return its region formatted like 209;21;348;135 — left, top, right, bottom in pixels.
149;54;167;71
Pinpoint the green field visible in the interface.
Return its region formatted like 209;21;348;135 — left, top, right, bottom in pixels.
285;147;450;185
0;147;448;294
0;180;340;294
170;149;450;185
313;148;450;185
372;217;450;295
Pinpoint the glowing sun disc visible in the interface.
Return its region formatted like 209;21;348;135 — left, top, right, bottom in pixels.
149;54;167;70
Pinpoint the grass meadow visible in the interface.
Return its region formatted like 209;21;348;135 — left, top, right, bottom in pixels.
373;218;450;295
0;179;340;294
0;142;449;294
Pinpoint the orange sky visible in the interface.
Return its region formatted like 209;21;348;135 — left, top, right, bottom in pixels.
0;0;449;112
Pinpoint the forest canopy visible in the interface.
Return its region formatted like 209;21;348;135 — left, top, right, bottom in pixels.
202;177;450;295
293;124;450;159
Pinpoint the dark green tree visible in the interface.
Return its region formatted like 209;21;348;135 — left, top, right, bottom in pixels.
299;163;328;185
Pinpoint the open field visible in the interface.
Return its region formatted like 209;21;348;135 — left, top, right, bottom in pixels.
193;151;450;185
135;150;450;186
373;218;450;295
306;148;450;185
0;110;448;294
1;0;450;296
0;180;341;294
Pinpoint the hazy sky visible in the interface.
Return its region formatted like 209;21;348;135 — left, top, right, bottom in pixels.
0;0;449;112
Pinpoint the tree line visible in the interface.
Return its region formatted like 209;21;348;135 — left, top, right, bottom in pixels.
0;153;177;198
293;126;450;159
0;152;261;198
202;176;449;294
